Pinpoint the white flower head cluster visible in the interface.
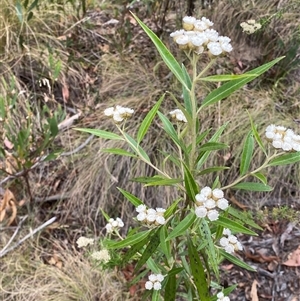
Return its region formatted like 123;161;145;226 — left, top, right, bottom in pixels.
194;186;229;221
105;217;124;233
220;228;243;254
145;273;165;290
265;125;300;152
217;291;230;301
91;249;111;263
76;236;94;248
170;16;233;56
104;105;134;123
136;204;166;226
169;109;187;123
240;19;262;34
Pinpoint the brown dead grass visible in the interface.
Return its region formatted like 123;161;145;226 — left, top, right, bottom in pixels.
0;234;127;301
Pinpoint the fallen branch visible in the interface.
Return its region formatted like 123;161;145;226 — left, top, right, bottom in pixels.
0;216;56;258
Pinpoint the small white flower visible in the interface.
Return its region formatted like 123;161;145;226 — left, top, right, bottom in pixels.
207;209;219;221
169;109;187;123
116;217;124;227
182;16;196;30
207;41;223;56
146;214;157;223
76;237;94;248
156;208;166;215
147;208;157;215
145;281;153;290
104;107;115;116
170;29;185;38
105;217;124;233
228;235;238;244
136;204;147;213
91;249;110;263
105;223;113;233
153;282;162;290
223;228;232;236
195;206;208;218
156;215;166;225
149;274;158;282
220;237;229;247
217;198;229;210
204;198;216;209
212;188;224;199
204;29;219;42
195;193;207;205
224;244;235;254
137;212;147;221
156;274;165;282
200;186;212;197
217;291;230;301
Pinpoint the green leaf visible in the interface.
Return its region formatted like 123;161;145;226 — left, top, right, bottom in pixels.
196;123;228;169
131;176;165;184
166;212;196;241
182;64;193;115
248;112;266;156
160;226;171;262
137;94;164;143
198;166;229;175
198;74;257;82
15;1;23;23
198;142;228;154
100;209;110;221
267;152;300;166
187;238;210;301
117;188;143;206
199;219;219;278
200;57;284;109
240;131;254;175
165;198;181;219
219;249;256;271
232;182;273;192
213;216;257;236
151;289;160;301
74;128;123;141
48;117;59;137
252;172;267;185
102;148;137;158
124;133;151;162
131;13;189;91
164;270;177;301
134;229;160;272
183;162;199;200
157;111;186;151
227;207;263;231
145;178;182;186
106;230;151;249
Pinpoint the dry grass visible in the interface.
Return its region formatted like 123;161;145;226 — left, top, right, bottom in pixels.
1;0;300;300
0;234;127;301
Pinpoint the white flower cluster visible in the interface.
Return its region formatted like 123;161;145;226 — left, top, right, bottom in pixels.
265;125;300;152
219;228;243;254
91;249;111;263
170;16;233;56
136;204;166;226
105;217;124;233
169;109;187;123
195;187;229;221
104;105;134;123
240;19;262;34
76;236;94;248
145;273;165;290
217;291;230;301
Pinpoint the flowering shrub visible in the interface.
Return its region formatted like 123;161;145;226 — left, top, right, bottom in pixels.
76;13;300;301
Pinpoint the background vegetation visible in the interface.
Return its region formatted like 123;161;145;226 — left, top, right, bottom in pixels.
1;0;299;300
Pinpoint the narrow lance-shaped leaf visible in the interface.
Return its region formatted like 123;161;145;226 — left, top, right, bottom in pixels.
219;249;256;272
252;172;267;185
183;161;199;200
131;13;189;91
182;64;193;115
137;94;164;143
124;132;151;162
200;56;284;109
74;128;123;141
213;216;257;236
106;230;151;249
240;130;254;175
166;212;196;241
232;182;273;192
164;269;177;301
102;148;137;158
198;74;257;82
134;229;161;273
267;152;300;166
248;112;266;156
117;188;143;206
187;238;210;301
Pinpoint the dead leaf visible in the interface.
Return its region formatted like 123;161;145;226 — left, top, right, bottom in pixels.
4;137;14;149
250;279;259;301
283;246;300;267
